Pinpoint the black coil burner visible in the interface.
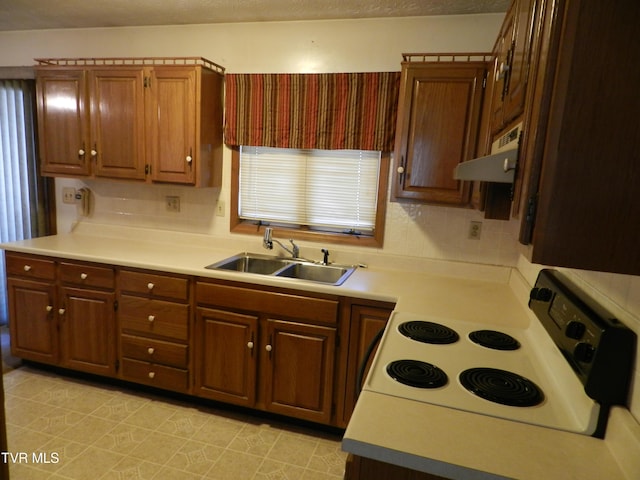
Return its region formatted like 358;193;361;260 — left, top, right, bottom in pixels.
469;330;521;351
398;321;459;345
387;360;448;389
459;368;544;407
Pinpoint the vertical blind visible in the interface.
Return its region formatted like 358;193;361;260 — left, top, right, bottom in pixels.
0;79;41;323
239;147;381;232
225;72;400;151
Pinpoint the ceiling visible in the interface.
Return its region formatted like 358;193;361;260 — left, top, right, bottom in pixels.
0;0;509;32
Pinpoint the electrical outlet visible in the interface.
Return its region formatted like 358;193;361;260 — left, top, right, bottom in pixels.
216;200;225;217
62;187;76;204
165;195;180;212
468;221;482;240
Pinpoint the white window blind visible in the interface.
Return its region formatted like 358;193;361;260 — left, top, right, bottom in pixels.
239;147;381;233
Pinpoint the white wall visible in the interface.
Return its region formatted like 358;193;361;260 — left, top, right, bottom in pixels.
0;14;522;268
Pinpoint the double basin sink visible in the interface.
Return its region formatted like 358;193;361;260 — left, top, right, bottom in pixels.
205;252;356;286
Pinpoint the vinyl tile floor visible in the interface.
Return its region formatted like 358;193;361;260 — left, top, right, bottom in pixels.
2;364;347;480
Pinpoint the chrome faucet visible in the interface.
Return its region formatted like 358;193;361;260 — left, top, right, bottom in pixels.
263;227;300;258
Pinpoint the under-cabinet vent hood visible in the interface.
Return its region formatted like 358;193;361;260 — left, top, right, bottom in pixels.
454;122;523;183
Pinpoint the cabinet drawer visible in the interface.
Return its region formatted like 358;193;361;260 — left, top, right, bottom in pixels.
196;281;338;325
119;295;189;341
121;358;189;392
119;270;189;300
60;262;115;289
121;334;188;368
5;253;56;280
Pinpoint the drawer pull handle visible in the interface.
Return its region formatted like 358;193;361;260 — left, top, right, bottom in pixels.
147;347;155;355
247;341;254;349
148;315;155;322
58;308;65;315
148;372;155;379
80;273;88;280
46;305;53;312
147;282;154;290
23;265;32;272
265;344;272;352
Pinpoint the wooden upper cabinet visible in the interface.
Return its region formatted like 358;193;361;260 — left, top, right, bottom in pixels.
34;58;224;186
90;68;147;180
517;0;640;275
36;69;91;176
148;67;197;184
504;0;537;124
489;0;538;135
147;66;223;186
392;58;487;205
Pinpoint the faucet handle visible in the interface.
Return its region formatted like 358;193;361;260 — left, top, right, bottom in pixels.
263;227;273;250
289;239;300;258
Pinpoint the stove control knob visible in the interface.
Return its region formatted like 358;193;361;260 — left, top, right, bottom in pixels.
566;321;586;340
530;287;553;302
574;342;595;363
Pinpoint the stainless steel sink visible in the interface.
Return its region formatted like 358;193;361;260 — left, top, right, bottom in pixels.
275;262;355;285
205;252;356;286
205;253;292;274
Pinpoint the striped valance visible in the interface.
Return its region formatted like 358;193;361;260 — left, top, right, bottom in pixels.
224;72;400;151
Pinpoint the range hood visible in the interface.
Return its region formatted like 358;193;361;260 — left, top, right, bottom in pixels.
454;122;522;183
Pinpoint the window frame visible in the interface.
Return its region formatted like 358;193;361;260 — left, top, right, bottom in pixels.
230;147;389;248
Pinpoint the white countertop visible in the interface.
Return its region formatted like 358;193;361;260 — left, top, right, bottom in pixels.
2;223;638;479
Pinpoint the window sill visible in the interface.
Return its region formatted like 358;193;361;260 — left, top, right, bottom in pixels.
230;221;383;248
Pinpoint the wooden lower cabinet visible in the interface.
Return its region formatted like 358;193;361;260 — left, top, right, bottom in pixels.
345;454;449;480
118;268;192;394
58;261;116;375
7;277;58;364
195;279;339;425
5;252;402;429
6;253;117;374
194;307;259;406
59;286;116;375
340;301;395;426
262;318;335;424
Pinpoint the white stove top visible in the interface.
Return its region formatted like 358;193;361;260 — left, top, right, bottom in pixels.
363;311;601;435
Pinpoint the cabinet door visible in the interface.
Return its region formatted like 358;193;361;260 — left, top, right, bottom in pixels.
393;63;486;205
342;305;392;425
262;319;335;424
489;4;515;134
59;287;116;376
195;307;258;407
7;278;58;364
148;67;197;184
89;68;146;180
35;69;90;176
489;0;538;134
503;0;538;125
